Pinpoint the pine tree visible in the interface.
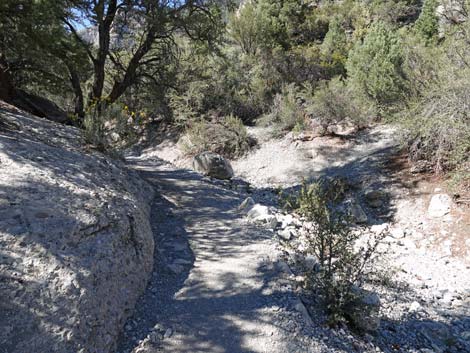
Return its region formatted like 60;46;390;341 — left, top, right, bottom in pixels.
346;21;407;107
415;0;439;42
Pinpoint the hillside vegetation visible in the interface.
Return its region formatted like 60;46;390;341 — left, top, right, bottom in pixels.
1;0;469;186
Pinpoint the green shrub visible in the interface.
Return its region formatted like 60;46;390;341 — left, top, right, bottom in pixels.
400;21;470;182
321;17;349;77
180;115;252;159
414;0;439;42
280;180;382;326
346;21;408;109
403;73;470;175
305;77;373;129
83;101;148;152
258;83;306;136
228;0;287;55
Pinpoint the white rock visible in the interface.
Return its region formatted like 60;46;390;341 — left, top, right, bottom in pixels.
238;197;255;213
390;228;405;239
265;215;279;230
428;194;452;218
247;204;271;220
370;223;389;234
278;214;295;229
278;227;294;241
247;204;278;229
409;301;421;312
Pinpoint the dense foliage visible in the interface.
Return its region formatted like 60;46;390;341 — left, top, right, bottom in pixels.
1;0;468;183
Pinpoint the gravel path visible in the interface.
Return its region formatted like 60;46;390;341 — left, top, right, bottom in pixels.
117;157;336;353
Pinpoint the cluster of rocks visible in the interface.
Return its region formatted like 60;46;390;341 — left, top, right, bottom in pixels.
234;176;469;352
236;195;383;332
289;119;360;143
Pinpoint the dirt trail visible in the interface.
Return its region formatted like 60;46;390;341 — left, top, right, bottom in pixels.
117;125;470;353
117;157;339;353
232;125;398;188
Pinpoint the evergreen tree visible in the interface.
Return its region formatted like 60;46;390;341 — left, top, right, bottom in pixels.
346;21;407;107
415;0;439;41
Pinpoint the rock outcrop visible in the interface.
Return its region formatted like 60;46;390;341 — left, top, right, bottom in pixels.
0;102;154;353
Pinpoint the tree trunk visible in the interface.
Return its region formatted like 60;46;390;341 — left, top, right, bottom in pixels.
0;55;14;102
107;28;156;104
68;66;84;119
88;0;118;107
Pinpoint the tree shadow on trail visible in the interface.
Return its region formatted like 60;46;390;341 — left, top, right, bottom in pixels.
117;157;369;353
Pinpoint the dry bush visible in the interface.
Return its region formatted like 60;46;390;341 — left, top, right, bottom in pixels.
402;22;470;181
180;115;253;159
304;78;373;129
258;83;307;136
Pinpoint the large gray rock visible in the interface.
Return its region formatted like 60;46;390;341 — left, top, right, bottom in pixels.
11;89;68;124
0;103;154;353
346;289;381;332
192;151;234;180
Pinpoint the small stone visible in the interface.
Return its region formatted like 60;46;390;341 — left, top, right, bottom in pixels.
278;227;294;241
246;204;278;229
364;190;387;208
390;228;405;239
164;328;173;338
192;151;234;180
370;223;388;234
346;200;368;224
247;204;271;220
428;194;452;218
278;214;294;229
409;301;421;312
149;331;160;343
238;197;255;213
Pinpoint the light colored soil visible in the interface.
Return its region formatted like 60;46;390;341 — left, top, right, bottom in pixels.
232;125;397;188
